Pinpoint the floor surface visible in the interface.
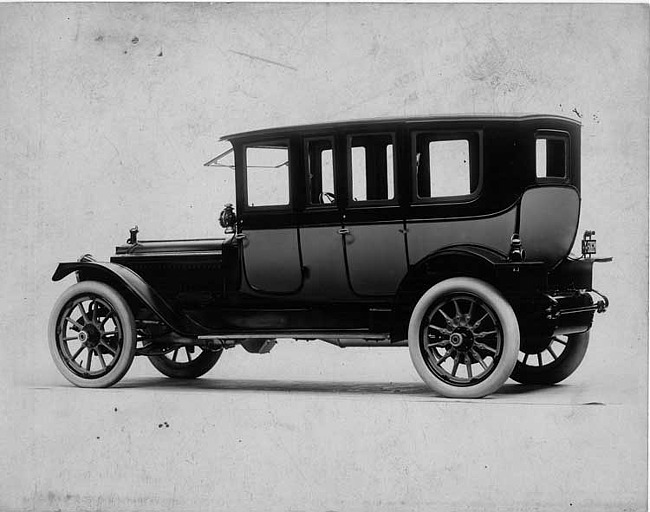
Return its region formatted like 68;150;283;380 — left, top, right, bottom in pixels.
1;338;645;512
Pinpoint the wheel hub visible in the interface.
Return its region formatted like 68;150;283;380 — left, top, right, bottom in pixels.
449;333;463;347
80;324;101;348
449;326;475;352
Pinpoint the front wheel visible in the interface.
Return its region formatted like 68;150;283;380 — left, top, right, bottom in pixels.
510;332;589;385
48;281;136;388
408;277;520;398
148;346;222;379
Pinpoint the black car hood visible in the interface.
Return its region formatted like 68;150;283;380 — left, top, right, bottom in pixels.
114;238;227;256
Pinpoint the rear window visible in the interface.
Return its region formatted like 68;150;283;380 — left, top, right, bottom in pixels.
536;132;569;179
413;132;479;201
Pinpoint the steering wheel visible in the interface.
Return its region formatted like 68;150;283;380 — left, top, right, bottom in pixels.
319;192;336;204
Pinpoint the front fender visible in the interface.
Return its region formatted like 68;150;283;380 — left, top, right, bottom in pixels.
52;260;209;336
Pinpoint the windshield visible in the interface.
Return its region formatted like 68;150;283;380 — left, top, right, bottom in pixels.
204;145;235;169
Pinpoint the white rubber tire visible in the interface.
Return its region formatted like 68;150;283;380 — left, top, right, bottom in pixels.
408;277;520;398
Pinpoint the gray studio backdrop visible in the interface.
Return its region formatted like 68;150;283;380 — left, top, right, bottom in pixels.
0;3;647;511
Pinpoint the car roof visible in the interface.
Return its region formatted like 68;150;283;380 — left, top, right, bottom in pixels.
219;114;580;141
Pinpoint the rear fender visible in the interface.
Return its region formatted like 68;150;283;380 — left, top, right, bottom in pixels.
400;244;549;299
52;261;207;336
391;244;546;341
390;245;502;340
398;245;505;299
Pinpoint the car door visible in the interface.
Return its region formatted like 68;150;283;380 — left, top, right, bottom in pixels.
237;140;303;294
297;136;351;299
341;132;408;296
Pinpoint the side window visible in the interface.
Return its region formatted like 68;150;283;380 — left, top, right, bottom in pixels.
245;143;290;207
349;134;395;203
414;133;478;200
536;133;568;179
306;139;336;205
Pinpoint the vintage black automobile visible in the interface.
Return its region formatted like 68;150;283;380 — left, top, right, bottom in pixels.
49;115;610;398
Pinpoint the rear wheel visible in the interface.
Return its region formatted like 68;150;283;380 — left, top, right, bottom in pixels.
48;281;136;388
510;332;589;385
148;346;222;379
408;277;520;398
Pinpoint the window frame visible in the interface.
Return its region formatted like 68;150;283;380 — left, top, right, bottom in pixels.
534;130;571;183
242;139;293;211
411;130;482;204
345;132;399;208
304;136;338;210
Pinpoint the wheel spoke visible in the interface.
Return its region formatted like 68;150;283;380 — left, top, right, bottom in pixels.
185;347;193;362
438;309;453;324
471;349;489;370
96;350;107;370
428;324;452;335
474;342;497;354
65;316;84;331
90;300;98;323
537;353;543;367
99;341;117;356
426;339;449;348
437;349;453;365
172;348;179;362
552;336;567;346
452;299;462;318
547;346;558;360
86;348;93;372
474;330;497;339
465;356;473;379
77;302;90;323
522;353;529;365
467;300;475;321
62;335;79;342
472;312;489;330
71;345;85;362
451;355;460;376
100;315;113;328
102;337;118;350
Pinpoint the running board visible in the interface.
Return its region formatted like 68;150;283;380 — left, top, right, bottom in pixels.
197;331;390;341
320;338;407;348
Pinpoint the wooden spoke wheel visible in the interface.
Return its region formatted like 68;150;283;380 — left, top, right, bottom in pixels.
148;346;222;379
48;281;136;388
408;277;520;398
510;332;590;385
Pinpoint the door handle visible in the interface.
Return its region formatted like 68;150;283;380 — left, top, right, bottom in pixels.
338;228;350;235
234;233;247;240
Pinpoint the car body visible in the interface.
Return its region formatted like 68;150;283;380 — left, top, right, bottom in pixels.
48;114;611;397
